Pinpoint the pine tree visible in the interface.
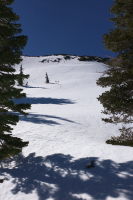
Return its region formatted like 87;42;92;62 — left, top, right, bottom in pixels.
97;0;133;146
0;0;31;160
17;65;29;86
45;72;49;83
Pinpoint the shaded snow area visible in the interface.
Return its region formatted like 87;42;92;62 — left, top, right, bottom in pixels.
0;55;133;200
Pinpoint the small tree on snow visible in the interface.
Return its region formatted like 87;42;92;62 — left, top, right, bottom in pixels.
45;72;49;83
18;65;29;86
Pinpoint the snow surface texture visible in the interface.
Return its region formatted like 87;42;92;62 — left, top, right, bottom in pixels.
0;55;133;200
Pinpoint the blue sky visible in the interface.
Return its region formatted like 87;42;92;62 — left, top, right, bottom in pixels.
12;0;114;57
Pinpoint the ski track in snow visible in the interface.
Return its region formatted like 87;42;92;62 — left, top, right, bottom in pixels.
0;55;133;200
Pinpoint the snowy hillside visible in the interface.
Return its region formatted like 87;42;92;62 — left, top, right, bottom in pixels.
0;55;133;200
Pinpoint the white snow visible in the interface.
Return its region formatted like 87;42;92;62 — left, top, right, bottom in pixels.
0;55;133;200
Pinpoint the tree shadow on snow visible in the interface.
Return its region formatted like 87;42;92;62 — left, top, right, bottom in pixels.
0;153;133;200
24;85;47;89
15;97;75;105
20;113;76;125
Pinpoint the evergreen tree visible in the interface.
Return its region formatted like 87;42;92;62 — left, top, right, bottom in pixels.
97;0;133;146
45;72;49;83
17;65;29;86
0;0;31;160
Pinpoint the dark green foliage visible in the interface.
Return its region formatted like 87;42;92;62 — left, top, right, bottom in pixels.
106;127;133;147
64;55;71;60
0;134;28;160
53;58;61;63
78;56;109;63
0;0;30;160
17;65;29;86
97;0;133;146
41;58;61;63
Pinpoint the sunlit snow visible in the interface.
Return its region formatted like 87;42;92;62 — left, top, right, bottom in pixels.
0;55;133;200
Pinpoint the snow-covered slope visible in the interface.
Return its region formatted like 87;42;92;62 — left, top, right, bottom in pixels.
0;55;133;200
